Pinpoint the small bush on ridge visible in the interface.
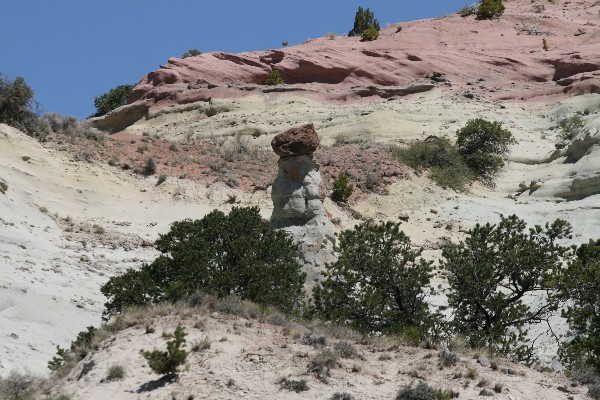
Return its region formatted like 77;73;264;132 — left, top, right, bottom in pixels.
182;49;201;58
264;70;283;85
360;26;379;41
92;84;134;117
477;0;505;19
141;324;187;376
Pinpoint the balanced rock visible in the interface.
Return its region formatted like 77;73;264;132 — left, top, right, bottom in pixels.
271;123;320;157
270;126;335;286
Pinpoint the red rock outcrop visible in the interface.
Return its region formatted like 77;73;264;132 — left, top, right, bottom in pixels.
93;0;600;129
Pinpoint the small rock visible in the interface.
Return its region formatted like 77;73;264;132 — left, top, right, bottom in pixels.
430;209;438;214
574;28;586;36
398;213;409;222
518;181;529;192
477;357;491;367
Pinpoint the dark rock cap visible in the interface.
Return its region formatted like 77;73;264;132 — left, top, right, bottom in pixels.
271;123;319;157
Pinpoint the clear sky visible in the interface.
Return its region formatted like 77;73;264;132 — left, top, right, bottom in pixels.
0;1;468;119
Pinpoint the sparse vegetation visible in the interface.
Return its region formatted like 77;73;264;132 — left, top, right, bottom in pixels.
91;84;134;117
476;0;505;19
331;172;353;202
459;4;477;17
395;137;474;191
558;114;585;140
311;220;438;339
396;381;458;400
308;349;339;383
264;70;284;85
182;49;201;58
106;364;125;381
278;377;309;392
281;41;289;47
330;393;355;400
443;214;573;361
101;207;305;318
141;324;188;376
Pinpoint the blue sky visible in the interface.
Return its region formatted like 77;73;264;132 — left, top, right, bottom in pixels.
0;1;468;119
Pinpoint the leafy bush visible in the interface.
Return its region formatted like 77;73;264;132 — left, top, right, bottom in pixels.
311;221;437;339
101;207;305;318
282;41;289;47
264;70;283;85
141;324;187;376
0;74;40;134
360;26;379;41
181;49;201;58
349;6;380;36
395;137;474;191
442;214;573;361
334;341;358;358
559;239;600;373
558;114;585;140
331;172;353;202
456;118;515;184
156;174;167;186
477;0;505;19
92;84;134;117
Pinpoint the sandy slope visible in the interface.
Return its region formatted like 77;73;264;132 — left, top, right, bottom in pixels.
48;306;587;400
0;124;271;376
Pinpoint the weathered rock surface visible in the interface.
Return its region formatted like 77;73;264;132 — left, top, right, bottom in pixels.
271;149;335;285
271;123;320;157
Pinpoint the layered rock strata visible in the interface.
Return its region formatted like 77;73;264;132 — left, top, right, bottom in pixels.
270;124;336;286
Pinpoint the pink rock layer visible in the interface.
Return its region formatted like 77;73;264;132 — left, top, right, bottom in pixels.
128;0;600;115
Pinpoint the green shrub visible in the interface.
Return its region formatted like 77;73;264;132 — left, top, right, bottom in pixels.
0;74;40;134
101;207;305;318
331;172;353;202
456;118;515;184
360;26;379;41
311;221;438;339
264;70;283;85
92;84;134;117
442;215;573;361
48;346;68;371
558;114;585;140
182;49;201;58
559;239;600;373
106;364;125;381
395;137;475;191
477;0;505;19
589;384;600;400
282;41;289;47
141;324;187;376
349;6;380;36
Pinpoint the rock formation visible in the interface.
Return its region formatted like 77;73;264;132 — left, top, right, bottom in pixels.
270;124;336;286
